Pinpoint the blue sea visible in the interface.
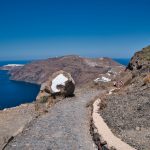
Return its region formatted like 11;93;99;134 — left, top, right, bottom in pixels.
0;60;40;110
113;58;130;66
0;58;130;110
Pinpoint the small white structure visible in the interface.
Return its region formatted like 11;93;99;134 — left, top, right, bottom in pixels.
94;76;111;83
101;77;111;82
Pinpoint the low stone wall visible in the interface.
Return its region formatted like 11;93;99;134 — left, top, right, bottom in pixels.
92;98;136;150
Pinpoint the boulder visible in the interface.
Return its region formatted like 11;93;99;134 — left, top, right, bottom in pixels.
37;70;75;101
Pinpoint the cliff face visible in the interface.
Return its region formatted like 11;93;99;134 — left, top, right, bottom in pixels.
10;55;123;86
127;46;150;75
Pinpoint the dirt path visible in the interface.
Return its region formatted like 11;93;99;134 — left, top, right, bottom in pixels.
5;89;100;150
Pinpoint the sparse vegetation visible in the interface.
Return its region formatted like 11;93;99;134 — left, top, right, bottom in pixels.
39;96;49;103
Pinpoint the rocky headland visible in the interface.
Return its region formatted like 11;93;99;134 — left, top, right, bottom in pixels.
8;55;123;85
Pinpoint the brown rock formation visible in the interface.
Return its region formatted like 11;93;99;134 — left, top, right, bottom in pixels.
127;45;150;75
9;55;123;86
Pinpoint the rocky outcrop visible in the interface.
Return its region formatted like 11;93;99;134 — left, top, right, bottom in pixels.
127;46;150;75
9;55;123;86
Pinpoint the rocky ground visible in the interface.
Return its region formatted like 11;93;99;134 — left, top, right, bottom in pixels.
0;104;37;149
100;84;150;150
99;46;150;150
5;88;103;150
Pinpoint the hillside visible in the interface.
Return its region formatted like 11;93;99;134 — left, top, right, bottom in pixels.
9;55;123;86
99;46;150;150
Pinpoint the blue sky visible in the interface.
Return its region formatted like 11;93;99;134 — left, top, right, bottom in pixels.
0;0;150;60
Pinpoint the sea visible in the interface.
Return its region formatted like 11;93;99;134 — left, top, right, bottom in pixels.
0;58;130;110
113;58;130;66
0;60;40;110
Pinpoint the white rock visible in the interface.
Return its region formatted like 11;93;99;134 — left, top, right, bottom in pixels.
94;76;111;83
51;74;68;93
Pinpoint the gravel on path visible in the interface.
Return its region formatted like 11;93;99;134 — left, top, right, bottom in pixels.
5;89;101;150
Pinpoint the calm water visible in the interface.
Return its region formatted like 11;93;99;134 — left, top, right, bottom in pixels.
0;61;40;110
113;58;130;66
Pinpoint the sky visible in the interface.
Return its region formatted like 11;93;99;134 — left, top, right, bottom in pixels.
0;0;150;60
